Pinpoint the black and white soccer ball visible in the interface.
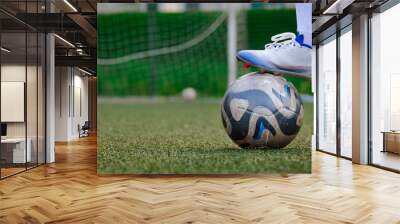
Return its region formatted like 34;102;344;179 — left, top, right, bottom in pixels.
221;72;304;149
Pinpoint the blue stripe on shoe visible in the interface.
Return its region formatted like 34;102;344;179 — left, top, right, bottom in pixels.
295;34;312;49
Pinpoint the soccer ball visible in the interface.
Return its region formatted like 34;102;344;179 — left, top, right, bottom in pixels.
182;87;197;101
221;72;303;149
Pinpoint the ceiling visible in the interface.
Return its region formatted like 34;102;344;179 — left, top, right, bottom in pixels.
1;0;394;74
312;0;391;44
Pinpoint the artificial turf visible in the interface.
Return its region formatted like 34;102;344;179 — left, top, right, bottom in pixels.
97;99;312;174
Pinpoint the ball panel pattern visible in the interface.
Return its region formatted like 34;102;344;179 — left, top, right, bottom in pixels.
221;73;304;149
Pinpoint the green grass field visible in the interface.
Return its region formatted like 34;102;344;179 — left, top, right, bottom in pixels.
97;99;312;174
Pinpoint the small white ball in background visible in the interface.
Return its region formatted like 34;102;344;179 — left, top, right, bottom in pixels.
182;87;197;101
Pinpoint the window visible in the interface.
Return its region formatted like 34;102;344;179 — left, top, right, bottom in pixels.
0;1;46;179
339;29;352;158
317;36;337;154
370;3;400;171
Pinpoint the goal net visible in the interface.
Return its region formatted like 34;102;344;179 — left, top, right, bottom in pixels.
97;3;310;97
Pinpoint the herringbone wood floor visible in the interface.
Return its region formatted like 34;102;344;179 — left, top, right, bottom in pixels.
1;135;400;224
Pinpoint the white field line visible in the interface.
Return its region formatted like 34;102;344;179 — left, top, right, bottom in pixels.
97;13;227;65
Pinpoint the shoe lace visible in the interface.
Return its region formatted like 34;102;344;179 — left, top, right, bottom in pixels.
264;32;297;50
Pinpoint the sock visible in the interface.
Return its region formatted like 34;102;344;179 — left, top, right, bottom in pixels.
296;3;312;47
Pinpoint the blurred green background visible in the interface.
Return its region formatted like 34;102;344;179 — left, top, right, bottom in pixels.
98;9;312;97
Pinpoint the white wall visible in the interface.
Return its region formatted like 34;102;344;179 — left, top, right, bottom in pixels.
55;67;89;141
1;65;37;138
1;65;25;81
71;73;89;138
1;64;46;164
55;67;69;141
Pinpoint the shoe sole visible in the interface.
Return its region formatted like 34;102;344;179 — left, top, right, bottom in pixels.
236;55;311;79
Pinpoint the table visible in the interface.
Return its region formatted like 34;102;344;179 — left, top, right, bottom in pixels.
1;138;31;163
381;131;400;154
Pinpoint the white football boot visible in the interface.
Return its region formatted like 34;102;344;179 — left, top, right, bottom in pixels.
237;32;311;77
